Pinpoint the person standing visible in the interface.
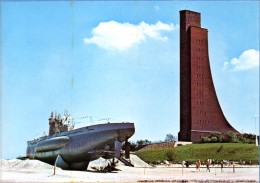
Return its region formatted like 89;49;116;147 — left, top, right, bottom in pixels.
182;160;186;167
206;159;210;172
220;160;224;173
196;159;201;172
185;161;190;168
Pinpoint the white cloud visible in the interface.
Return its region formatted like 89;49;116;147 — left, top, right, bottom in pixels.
224;49;259;71
84;21;178;51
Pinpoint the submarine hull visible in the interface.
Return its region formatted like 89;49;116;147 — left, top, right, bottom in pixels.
26;122;135;170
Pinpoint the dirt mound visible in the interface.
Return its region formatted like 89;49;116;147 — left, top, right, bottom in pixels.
1;159;54;170
1;155;150;172
88;154;151;170
88;157;112;171
141;142;176;150
129;154;151;167
140;142;192;151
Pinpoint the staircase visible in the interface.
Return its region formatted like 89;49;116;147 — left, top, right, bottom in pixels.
119;157;134;167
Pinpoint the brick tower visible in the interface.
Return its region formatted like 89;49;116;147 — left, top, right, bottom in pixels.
178;10;238;142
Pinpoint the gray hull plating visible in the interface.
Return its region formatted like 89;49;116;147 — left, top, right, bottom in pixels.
26;122;135;170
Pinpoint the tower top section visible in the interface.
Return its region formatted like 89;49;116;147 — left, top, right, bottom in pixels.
180;10;201;31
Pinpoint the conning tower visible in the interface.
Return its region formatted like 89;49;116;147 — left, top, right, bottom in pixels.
48;112;69;136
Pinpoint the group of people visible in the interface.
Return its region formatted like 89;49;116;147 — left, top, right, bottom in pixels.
195;159;210;172
195;159;224;172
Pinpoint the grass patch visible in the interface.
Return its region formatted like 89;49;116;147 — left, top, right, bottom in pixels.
134;143;259;164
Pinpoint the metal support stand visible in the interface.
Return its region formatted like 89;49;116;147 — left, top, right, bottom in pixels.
54;155;60;175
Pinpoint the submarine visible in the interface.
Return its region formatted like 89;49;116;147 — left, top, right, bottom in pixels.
26;111;135;170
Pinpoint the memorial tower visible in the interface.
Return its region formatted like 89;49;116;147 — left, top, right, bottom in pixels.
178;10;238;142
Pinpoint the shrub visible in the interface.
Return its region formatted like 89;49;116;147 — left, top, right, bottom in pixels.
211;136;218;143
201;137;211;143
200;131;257;144
209;132;221;139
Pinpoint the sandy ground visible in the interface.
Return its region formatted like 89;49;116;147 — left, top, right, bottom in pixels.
1;157;259;183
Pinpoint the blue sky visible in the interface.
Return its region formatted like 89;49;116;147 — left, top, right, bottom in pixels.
2;1;259;159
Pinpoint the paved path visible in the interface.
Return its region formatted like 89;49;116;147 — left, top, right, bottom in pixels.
1;166;259;182
135;166;259;182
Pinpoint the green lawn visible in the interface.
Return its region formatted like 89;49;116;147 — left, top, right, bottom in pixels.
134;143;259;164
